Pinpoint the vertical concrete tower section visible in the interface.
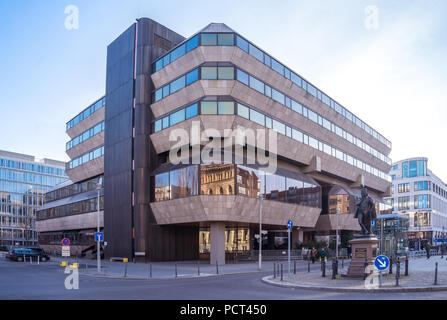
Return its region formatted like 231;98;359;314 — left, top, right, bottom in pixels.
104;18;184;260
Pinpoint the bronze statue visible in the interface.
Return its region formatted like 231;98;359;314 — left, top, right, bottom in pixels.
354;187;376;236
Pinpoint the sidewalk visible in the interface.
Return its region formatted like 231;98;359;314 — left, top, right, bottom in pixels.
50;255;280;279
263;255;447;292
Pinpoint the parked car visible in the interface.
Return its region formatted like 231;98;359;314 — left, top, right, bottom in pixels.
6;247;50;262
0;246;9;252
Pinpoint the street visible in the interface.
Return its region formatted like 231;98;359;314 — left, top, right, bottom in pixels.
1;259;446;300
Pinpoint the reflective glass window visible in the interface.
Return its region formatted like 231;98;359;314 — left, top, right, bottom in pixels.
308;109;318;123
200;164;235;195
185;103;198;119
236;35;249;53
264;54;271;67
170;76;185;94
237;103;249;119
154;119;162;132
250;109;265;126
218;33;234;45
264;85;272;98
163;55;170;67
249;76;264;93
201;33;217;45
249;44;264;62
155;172;170;201
271;88;284;104
309;136;318;149
265;174;286;201
218;101;234;115
162;85;170;98
162;116;169;129
291;100;302;114
201;67;217;80
265;116;272;129
155;59;163;72
170;109;185;126
271;59;284;75
218;67;234;80
186;68;199;85
292;129;303;143
201;101;217;114
236;69;249;85
272;119;285;135
291;72;302;87
155;89;162;101
170;44;186;62
186;35;199;52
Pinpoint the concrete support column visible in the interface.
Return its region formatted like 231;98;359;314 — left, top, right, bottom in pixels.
210;222;226;265
292;229;304;244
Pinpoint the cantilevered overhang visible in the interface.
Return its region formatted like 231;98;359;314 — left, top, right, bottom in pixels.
150;195;321;227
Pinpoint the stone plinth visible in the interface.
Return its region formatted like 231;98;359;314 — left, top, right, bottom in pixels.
344;236;379;278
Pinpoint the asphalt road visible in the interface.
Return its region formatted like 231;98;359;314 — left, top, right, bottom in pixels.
1;259;446;300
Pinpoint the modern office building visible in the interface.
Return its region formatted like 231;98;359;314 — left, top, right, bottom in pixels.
0;150;67;247
386;157;447;249
37;18;393;264
36;97;105;256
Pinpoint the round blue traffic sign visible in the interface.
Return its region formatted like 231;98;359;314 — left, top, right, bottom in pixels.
374;255;389;271
61;238;70;246
287;220;293;229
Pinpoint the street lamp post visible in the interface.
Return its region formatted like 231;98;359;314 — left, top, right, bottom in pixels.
335;208;340;262
96;182;101;273
258;194;263;271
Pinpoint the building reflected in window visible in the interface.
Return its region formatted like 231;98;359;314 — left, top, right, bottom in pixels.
200;164;235;195
199;226;250;253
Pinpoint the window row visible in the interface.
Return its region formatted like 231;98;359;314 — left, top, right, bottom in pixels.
397;195;431;210
66;96;105;130
154;164;321;208
0;180;49;196
44;175;103;203
0;169;67;187
66;121;105;151
152;98;390;182
152;32;390;148
36;196;104;221
402;160;426;178
236;68;391;165
432;182;447;199
68;146;104;170
0;158;66;177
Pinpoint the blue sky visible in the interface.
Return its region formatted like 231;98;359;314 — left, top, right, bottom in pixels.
0;0;446;180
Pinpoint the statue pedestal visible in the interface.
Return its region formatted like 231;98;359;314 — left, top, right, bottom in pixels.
343;236;379;278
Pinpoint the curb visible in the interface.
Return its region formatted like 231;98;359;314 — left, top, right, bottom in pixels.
261;276;447;293
79;270;265;280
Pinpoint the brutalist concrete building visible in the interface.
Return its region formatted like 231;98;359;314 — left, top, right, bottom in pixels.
37;18;392;264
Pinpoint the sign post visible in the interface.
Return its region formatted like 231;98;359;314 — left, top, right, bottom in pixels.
61;238;70;258
374;255;390;288
287;220;293;279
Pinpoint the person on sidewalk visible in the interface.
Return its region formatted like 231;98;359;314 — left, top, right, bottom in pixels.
319;247;327;263
310;247;317;264
425;241;432;259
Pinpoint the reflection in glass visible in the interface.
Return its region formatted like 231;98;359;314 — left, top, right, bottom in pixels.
199;227;250;253
200;164;235;195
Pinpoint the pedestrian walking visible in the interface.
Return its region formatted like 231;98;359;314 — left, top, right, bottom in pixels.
310;247;317;264
425;241;432;259
320;247;327;262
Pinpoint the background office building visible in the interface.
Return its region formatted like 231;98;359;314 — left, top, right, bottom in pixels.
0;150;66;247
36;97;105;256
386;157;447;249
37;19;392;264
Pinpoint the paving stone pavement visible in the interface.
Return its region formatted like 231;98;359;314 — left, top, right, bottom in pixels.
266;255;447;289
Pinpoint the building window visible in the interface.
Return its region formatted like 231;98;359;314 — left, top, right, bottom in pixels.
398;183;410;193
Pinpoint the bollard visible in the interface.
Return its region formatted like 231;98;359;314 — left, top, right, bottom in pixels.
85;263;88;273
332;260;337;280
395;258;400;287
277;261;280;277
37;256;39;265
363;258;368;281
405;257;409;276
197;260;200;276
294;260;296;275
124;263;128;278
434;262;438;285
216;261;219;275
308;260;310;273
280;263;283;281
175;263;178;278
273;262;276;279
389;259;393;274
30;256;32;264
322;261;326;277
150;264;152;278
342;257;344;269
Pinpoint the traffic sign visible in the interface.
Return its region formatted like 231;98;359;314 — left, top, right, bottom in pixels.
95;232;104;242
371;219;376;227
62;246;70;257
61;238;70;246
434;239;447;243
374;255;390;271
287;220;293;229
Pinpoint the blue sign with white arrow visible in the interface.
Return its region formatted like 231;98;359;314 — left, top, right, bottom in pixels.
371;219;376;227
374;255;389;271
95;232;104;242
287;220;293;229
